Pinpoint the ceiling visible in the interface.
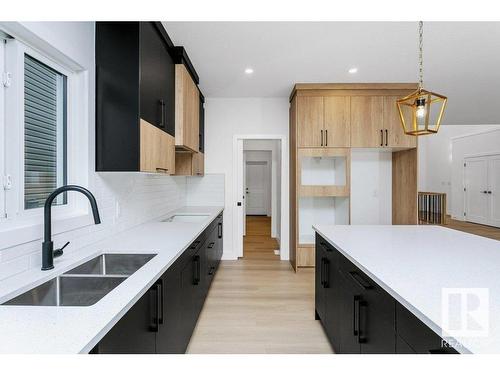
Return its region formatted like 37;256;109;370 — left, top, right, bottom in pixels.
163;22;500;125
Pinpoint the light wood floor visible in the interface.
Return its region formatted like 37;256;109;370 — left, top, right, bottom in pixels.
186;260;333;353
439;216;500;241
243;216;280;260
187;216;333;354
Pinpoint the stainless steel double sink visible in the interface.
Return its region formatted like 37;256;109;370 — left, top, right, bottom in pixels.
2;253;156;307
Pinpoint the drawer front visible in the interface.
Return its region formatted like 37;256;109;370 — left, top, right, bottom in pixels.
396;302;458;354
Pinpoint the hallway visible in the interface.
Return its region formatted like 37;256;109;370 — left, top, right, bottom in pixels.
243;216;280;260
187;216;332;353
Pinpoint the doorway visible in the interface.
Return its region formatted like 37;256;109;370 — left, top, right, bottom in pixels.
464;153;500;228
233;136;287;261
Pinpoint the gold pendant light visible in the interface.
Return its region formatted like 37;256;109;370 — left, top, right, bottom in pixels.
397;21;447;136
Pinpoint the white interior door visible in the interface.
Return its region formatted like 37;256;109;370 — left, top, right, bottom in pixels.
465;158;489;225
243;151;247;235
246;161;268;215
488;156;500;227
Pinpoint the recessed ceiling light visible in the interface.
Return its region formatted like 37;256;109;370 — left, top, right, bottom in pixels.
348;67;358;74
244;68;254;74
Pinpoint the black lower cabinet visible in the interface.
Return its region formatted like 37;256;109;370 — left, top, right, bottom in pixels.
92;212;223;354
95;285;157;354
315;233;457;354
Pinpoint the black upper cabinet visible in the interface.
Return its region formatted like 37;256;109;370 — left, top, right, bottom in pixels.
139;22;175;135
95;22;175;171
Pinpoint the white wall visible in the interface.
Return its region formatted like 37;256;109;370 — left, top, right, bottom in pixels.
418;125;500;217
0;22;224;281
350;150;392;225
243;139;282;241
205;98;289;260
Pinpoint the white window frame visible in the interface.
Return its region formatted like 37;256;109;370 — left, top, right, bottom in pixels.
0;33;91;249
0;39;6;222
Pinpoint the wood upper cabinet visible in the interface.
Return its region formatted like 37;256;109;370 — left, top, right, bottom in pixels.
140;119;175;174
192;152;205;176
384;96;417;148
174;151;204;176
297;96;324;147
175;64;199;152
324;96;351;147
297;96;350;148
350;96;384;148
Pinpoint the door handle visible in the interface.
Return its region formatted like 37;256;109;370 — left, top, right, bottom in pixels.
380;129;384;146
325;129;328;146
385;129;388;147
320;130;323;146
159;99;165;128
488;191;492;194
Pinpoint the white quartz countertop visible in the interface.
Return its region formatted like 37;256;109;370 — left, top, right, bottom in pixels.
313;225;500;354
0;206;223;354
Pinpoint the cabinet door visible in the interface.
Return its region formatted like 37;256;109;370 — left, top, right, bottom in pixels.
159;131;175;174
337;270;361;354
297;97;324;148
359;280;396;353
324;247;342;352
156;268;185;353
175;64;199;152
140;119;174;174
192;152;204;176
314;238;327;321
96;287;157;353
350;96;384;148
140;22;164;129
384;96;417;148
324;96;351;147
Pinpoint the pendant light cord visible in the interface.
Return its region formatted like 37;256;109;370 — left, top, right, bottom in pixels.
418;21;424;91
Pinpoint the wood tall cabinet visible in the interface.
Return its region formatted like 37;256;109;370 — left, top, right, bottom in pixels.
290;84;419;271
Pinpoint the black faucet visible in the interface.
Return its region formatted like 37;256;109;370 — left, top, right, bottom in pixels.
42;185;101;271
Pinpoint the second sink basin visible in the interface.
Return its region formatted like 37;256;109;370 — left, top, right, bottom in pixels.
2;275;126;306
65;253;156;276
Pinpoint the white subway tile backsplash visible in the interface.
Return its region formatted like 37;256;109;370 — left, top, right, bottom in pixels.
0;173;225;281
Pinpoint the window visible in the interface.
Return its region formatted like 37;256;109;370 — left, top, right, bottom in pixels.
23;54;67;209
1;35;81;227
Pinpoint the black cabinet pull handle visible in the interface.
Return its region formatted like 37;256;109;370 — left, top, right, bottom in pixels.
208;242;215;249
349;271;373;290
353;295;360;336
385;129;388;146
190;240;201;249
193;255;201;285
320;258;325;287
323;259;330;288
320;130;323;146
159;99;165;128
157;279;163;325
358;300;367;343
150;285;160;332
380;129;383;146
209;266;215;275
325;129;328;146
428;347;458;354
218;222;223;238
319;241;332;252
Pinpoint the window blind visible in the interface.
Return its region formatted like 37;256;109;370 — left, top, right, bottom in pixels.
24;54;67;209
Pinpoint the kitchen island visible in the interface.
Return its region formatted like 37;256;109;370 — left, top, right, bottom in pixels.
313;224;500;354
